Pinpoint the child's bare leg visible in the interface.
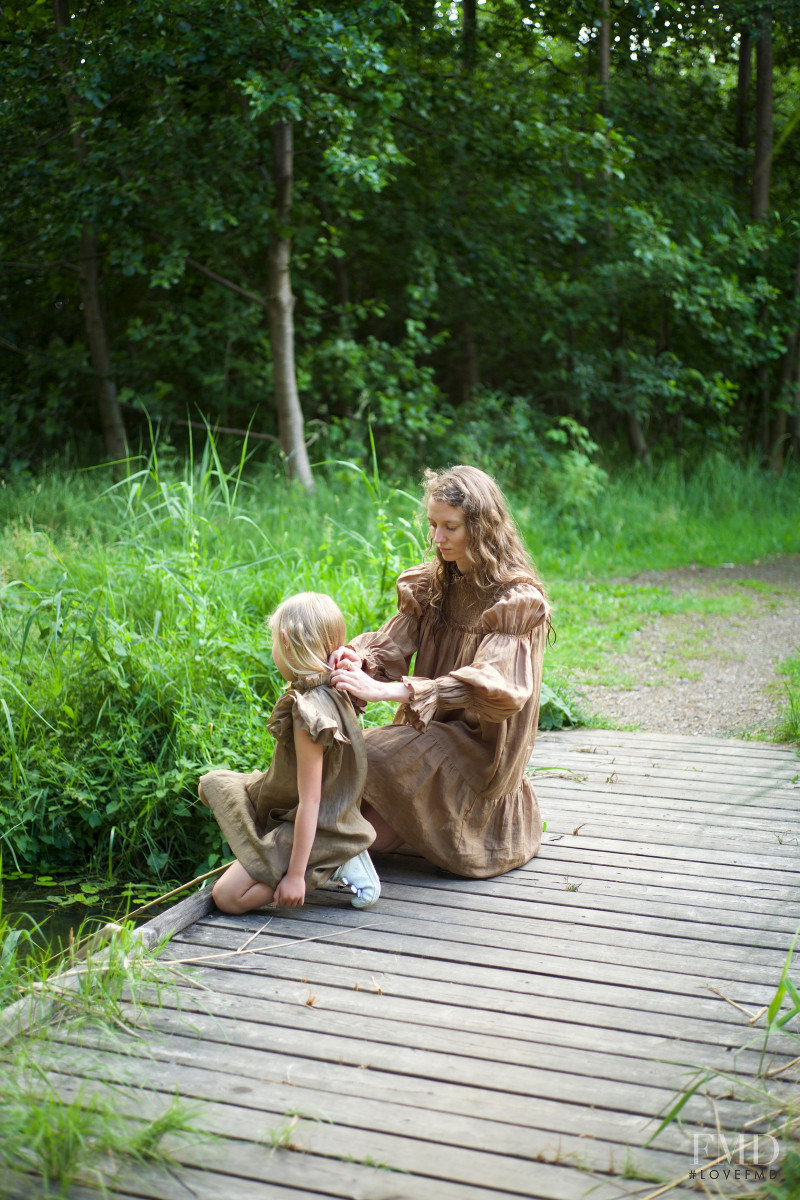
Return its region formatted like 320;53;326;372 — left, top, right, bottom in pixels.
212;860;274;914
362;801;403;853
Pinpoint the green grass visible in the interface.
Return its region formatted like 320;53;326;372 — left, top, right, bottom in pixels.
0;903;208;1198
523;452;800;580
545;581;753;684
776;653;800;745
1;445;798;886
643;932;800;1200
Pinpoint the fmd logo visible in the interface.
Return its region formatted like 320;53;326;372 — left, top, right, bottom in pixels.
690;1133;781;1184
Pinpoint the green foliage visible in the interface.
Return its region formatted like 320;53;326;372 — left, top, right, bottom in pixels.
644;929;800;1199
776;652;800;745
3;0;800;473
526;452;800;579
2;446;798;883
0;445;430;881
0;907;205;1198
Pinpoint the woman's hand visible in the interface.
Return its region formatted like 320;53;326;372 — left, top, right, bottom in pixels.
274;870;306;907
328;645;360;670
331;665;410;705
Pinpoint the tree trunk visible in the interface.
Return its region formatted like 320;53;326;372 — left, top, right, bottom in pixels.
626;409;651;468
78;227;128;465
734;30;751;201
267;120;315;491
751;14;772;222
789;356;800;459
53;0;128;471
462;0;477;70
769;241;800;472
749;14;773;457
459;321;479;407
598;0;611;116
614;316;651;468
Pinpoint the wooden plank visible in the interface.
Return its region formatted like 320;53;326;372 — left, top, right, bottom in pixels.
40;1052;704;1175
535;737;800;776
537;729;799;756
185;906;790;991
524;838;800;885
59;1012;780;1176
332;883;796;951
49;1019;771;1174
383;855;800;917
153;935;778;1071
371;870;800;931
110;989;769;1109
534;734;800;775
541;781;800;816
532;815;800;858
536;784;800;822
34;1059;664;1199
4;1171;331;1200
114;956;787;1084
535;758;800;796
137;886;216;943
11;726;797;1200
512;850;799;903
175;919;787;1027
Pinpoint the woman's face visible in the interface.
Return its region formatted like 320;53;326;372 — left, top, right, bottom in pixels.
427;499;470;573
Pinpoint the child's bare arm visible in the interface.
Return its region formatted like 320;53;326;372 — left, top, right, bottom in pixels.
273;723;324;907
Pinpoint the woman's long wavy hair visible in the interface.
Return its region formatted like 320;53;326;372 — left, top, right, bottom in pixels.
270;592;346;687
423;465;547;620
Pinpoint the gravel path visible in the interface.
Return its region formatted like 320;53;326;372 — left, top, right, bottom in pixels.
576;555;800;739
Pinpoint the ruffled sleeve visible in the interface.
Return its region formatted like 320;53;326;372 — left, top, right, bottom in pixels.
267;688;347;748
349;563;431;682
401;583;548;729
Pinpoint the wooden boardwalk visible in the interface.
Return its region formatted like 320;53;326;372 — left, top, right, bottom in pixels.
9;730;800;1199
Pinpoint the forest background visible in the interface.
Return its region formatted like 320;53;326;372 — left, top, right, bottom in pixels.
2;0;800;892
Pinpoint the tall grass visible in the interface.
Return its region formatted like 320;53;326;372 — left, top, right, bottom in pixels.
0;445;425;883
1;444;799;884
518;453;800;580
0;900;205;1197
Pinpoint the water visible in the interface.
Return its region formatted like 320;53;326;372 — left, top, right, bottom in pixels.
1;878;168;954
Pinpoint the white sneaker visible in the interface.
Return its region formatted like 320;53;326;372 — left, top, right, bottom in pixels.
331;851;381;909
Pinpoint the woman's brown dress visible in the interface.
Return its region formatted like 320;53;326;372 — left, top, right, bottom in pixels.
350;563;548;879
199;685;374;891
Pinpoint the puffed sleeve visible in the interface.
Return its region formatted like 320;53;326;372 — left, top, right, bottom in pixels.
267;689;347;747
401;584;548;729
349;563;431;682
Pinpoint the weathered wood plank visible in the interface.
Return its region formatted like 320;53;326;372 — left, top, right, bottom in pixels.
369;871;800;931
538;787;800;825
523;838;800;885
13;728;797;1200
537;729;799;758
535;734;800;774
154;937;778;1069
40;1051;702;1177
319;883;795;951
380;855;800;918
117;962;792;1087
183;906;789;994
36;1061;665;1199
172;920;784;1035
511;850;798;903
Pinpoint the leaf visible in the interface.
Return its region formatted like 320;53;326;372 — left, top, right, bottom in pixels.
644;1071;716;1147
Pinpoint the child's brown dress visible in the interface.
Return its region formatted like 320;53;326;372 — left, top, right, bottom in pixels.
349;562;548;879
199;684;374;891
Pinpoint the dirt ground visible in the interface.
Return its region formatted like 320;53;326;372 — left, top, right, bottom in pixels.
575;555;800;739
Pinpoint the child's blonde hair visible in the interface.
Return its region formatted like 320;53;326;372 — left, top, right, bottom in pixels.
269;592;346;684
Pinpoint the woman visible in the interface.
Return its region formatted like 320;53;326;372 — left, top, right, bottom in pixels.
330;464;550;879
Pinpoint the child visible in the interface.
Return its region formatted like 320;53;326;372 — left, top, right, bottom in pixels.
198;592;380;913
